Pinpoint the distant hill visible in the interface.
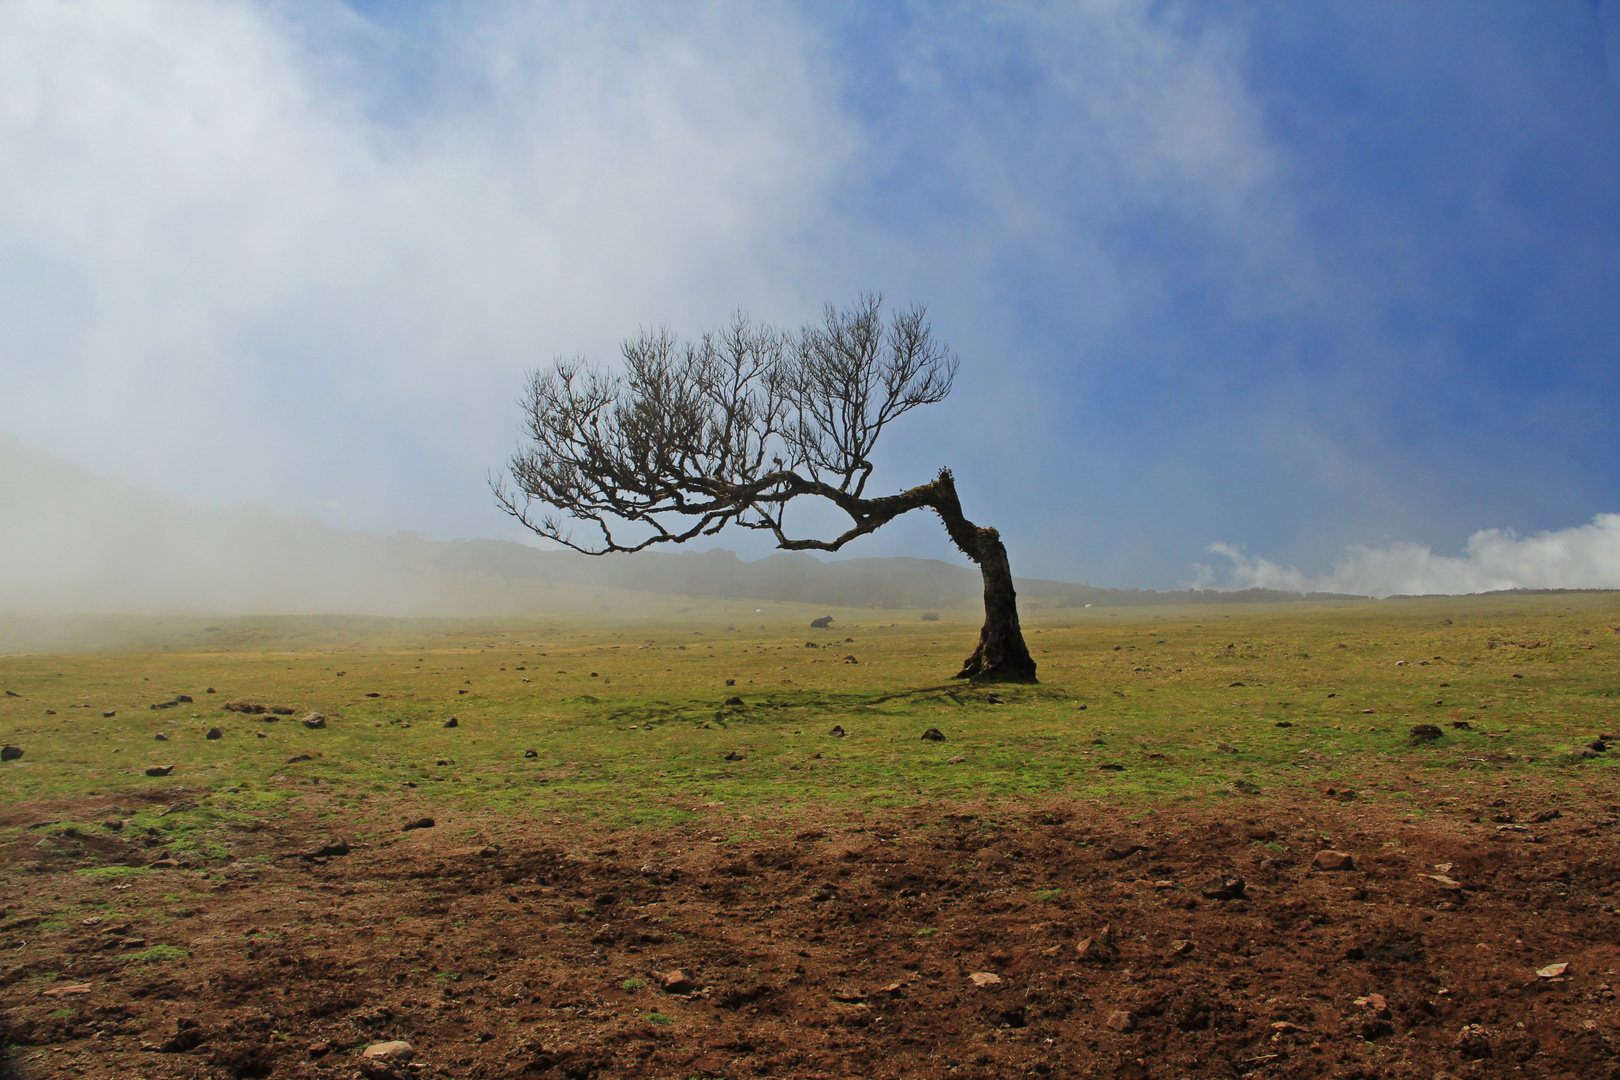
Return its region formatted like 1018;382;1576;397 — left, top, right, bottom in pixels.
0;433;1366;615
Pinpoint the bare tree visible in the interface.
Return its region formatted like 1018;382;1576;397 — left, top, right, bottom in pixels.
493;294;1037;682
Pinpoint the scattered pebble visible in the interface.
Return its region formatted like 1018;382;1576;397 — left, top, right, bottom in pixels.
402;817;435;831
1312;850;1356;872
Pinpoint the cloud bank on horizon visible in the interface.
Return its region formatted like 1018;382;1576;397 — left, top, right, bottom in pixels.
1201;515;1620;598
1;0;1618;593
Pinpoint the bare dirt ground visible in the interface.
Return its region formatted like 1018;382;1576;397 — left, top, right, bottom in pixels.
2;781;1618;1080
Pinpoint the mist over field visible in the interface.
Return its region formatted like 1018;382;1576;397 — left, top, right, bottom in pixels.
5;432;1616;621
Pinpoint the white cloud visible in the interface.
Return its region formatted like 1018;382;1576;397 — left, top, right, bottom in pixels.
1198;514;1620;598
0;0;851;532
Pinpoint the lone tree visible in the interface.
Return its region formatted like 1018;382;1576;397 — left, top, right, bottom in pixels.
493;294;1037;682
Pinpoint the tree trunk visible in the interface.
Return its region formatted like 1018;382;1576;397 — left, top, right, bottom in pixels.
954;529;1038;682
924;469;1038;683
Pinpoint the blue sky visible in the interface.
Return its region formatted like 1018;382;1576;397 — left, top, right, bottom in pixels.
3;0;1619;594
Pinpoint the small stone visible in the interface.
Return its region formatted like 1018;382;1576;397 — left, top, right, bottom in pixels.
362;1041;414;1062
304;837;350;859
921;728;946;742
443;717;458;728
948;755;965;764
1536;962;1569;979
968;971;1002;988
1200;875;1246;900
144;765;174;777
1353;993;1390;1016
1312;849;1356;872
153;732;168;741
829;725;845;737
402;816;435;831
660;970;696;994
724;679;735;686
307;1039;331;1059
724;696;744;706
1451;720;1472;730
302;712;326;729
205;727;223;740
103;710;116;718
1409;724;1443;741
0;745;22;762
1169;939;1195;956
284;753;313;764
1104;1009;1136;1032
724;751;745;761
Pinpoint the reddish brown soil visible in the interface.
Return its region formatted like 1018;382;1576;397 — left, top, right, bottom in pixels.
2;783;1619;1080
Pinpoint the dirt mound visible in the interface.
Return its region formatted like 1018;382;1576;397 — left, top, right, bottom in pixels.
2;783;1618;1079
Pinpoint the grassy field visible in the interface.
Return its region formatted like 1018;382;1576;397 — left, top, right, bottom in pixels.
2;591;1617;844
4;592;1620;1079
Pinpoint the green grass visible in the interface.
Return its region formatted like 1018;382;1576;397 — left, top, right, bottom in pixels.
2;593;1617;829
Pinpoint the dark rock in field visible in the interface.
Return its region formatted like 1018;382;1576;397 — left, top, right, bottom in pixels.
1529;809;1562;823
177;694;193;703
1409;724;1443;741
443;717;459;728
1451;720;1472;730
524;749;538;758
1200;875;1246;900
284;754;313;764
985;692;1004;704
151;700;178;710
303;837;350;859
270;706;295;716
1588;740;1608;752
0;745;22;762
206;687;216;693
302;712;326;729
1104;844;1151;860
44;709;54;715
724;751;746;761
153;732;168;741
1312;849;1356;872
1098;763;1125;772
724;679;735;686
804;641;819;648
103;710;116;718
811;616;833;629
842;655;858;664
223;700;263;714
307;1039;331;1059
104;818;123;830
1275;720;1293;728
660;970;697;994
1228;681;1244;687
845;637;854;643
205;727;222;740
364;692;380;697
144;765;174;777
921;728;947;742
1169;939;1196;956
829;725;845;737
402;816;435;831
724;696;744;706
255;732;266;739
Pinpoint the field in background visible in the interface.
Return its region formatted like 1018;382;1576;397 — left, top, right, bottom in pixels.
2;592;1618;1080
1;592;1617;828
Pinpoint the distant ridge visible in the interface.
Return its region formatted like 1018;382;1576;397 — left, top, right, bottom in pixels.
0;433;1366;615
